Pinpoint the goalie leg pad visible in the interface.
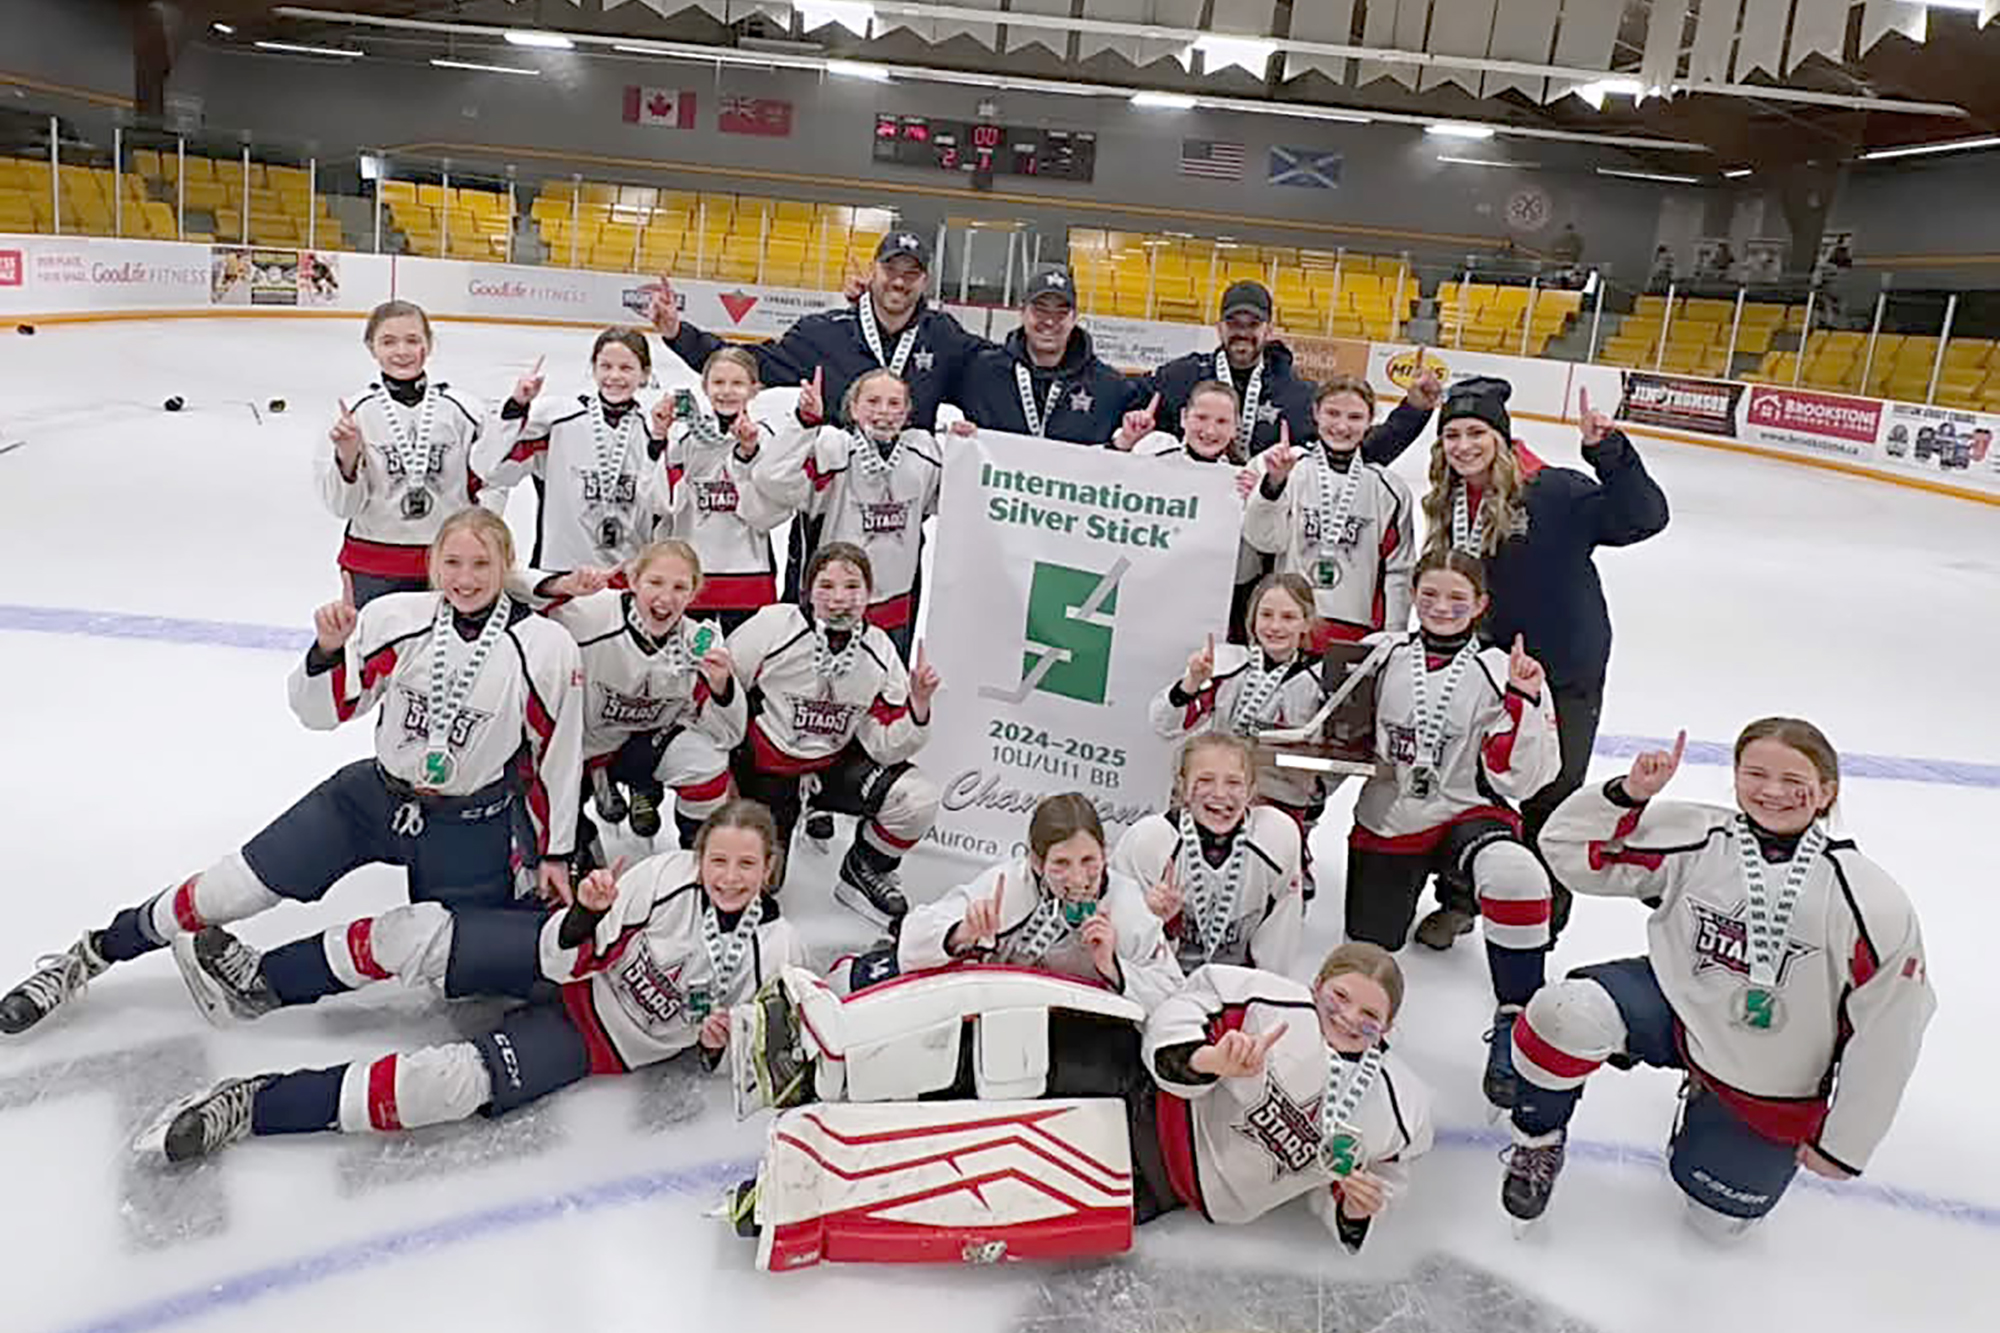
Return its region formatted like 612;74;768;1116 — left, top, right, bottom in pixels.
754;1098;1134;1272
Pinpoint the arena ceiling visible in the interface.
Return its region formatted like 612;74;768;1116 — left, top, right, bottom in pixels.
190;1;2000;171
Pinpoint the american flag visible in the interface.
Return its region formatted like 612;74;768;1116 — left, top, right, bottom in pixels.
1180;139;1247;180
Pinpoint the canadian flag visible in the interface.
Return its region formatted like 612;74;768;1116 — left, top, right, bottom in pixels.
623;86;697;129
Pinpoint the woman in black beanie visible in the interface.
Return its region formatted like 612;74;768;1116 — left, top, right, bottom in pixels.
1411;377;1669;948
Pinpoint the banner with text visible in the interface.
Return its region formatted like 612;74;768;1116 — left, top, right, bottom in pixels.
1617;371;1743;437
913;432;1241;880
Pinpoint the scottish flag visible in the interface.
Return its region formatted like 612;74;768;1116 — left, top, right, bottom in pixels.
1269;146;1343;190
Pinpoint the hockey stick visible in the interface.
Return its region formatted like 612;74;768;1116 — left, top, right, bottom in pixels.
1257;635;1398;745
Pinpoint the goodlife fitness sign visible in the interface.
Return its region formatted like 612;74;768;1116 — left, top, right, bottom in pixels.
1742;386;1883;459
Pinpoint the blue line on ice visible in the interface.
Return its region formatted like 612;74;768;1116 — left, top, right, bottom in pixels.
7;602;1998;790
53;1132;2000;1333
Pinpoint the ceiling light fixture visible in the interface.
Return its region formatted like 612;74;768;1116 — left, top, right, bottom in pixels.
503;30;574;50
1857;134;2000;160
431;58;539;76
1569;77;1655;110
1425;122;1496;140
824;59;892;82
1722;167;1753;178
1437;155;1538;169
1131;91;1199;110
1596;167;1703;184
252;40;363;57
211;22;235;35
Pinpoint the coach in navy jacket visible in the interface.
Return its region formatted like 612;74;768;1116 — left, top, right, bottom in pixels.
950;265;1137;444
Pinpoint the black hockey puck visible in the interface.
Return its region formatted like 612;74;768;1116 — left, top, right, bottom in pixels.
15;323;34;335
267;398;287;414
164;396;185;412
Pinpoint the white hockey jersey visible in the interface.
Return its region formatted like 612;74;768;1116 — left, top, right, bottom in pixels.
1110;810;1303;976
756;424;942;630
1349;632;1559;851
288;590;584;857
1143;966;1432;1241
1241;448;1415;640
898;858;1184;1012
318;380;504;581
1130;432;1260;585
1541;785;1935;1172
1150;645;1327;808
475;393;661;572
540;850;807;1072
541;589;746;760
639;410;794;611
729;604;928;773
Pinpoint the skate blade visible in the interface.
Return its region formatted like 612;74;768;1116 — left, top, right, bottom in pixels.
1510;1214;1547;1240
169;934;236;1029
831;881;894;931
131;1091;203;1161
1485;1102;1508;1126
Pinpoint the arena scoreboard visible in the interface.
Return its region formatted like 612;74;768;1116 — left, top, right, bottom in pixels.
872;114;1097;183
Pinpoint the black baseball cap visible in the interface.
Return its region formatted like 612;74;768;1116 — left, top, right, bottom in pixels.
876;229;933;269
1220;279;1273;320
1024;265;1077;309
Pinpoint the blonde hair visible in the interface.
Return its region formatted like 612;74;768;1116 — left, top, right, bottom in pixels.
1175;733;1257;801
364;300;432;347
842;368;911;423
428;508;515;586
702;346;761;387
1421;431;1529;559
1313;942;1406;1024
629;538;703;590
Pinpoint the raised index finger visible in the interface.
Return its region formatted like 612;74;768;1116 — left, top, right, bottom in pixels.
1255;1021;1289;1052
1146;392;1161;416
1578;385;1593;419
1670;728;1687;765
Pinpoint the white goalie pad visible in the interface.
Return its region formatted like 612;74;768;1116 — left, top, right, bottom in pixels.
753;1098;1135;1272
785;964;1147;1104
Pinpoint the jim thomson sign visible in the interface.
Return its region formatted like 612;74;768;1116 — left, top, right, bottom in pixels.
913;433;1241;876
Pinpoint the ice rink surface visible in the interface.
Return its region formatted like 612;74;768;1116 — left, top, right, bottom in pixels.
2;318;1996;1333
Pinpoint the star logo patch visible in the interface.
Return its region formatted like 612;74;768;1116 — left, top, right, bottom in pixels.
1069;389;1094;413
1232;1073;1324;1179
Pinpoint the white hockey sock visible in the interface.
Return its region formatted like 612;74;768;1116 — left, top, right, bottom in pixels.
321;902;456;991
145;852;284;941
335;1044;493;1133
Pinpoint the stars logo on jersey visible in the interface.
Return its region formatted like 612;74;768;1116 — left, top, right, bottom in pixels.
913;349;936;374
595;676;676;731
1383;721;1454;767
381;440;447;480
1688;899;1819;985
580;471;638;506
398;690;490;749
1234;1073;1323;1179
1069;389;1094;414
693;477;741;514
1301;509;1366;549
613;946;694;1032
791;696;860;738
859;499;912;535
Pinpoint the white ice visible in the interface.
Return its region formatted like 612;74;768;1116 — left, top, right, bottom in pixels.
1;318;1996;1333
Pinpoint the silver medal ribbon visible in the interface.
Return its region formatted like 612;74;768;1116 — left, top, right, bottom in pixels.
589;398;644;516
1014;363;1066;438
1407;636;1476;790
1312;451;1365;557
1450;483;1487;554
851;426;905;483
1009;889;1074;965
683;403;729;451
1177;811;1247;960
812;623;862;682
1228;653;1290;735
424;593;515;775
1216;348;1264;452
1734;816;1828;988
1321;1046;1384;1147
379;382;440;491
627;600;690;677
701;893;765;1001
859;293;915;376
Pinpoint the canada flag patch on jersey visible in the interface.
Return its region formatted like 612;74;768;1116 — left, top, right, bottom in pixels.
1688;899;1819;983
1233;1074;1324;1179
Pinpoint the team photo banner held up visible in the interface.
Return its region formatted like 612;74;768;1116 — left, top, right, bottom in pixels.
914;431;1242;878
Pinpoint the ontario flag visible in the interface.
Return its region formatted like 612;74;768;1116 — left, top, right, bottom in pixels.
623;86;697;130
720;95;794;138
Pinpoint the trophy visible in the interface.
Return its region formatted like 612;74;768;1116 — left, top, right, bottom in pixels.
1257;637;1393;780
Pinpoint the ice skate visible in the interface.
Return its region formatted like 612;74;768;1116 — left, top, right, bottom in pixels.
1501;1125;1567;1232
1483;1004;1522;1115
728;975;812;1118
0;933;109;1036
627;786;663;839
833;846;908;927
173;926;281;1025
139;1076;273;1164
590;766;628;825
1414;906;1475;951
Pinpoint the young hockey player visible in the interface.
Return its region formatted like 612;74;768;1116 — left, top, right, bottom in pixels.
1153;574;1329;897
1114;380;1248;469
755;366;941;660
144;802;806;1162
1499;719;1935;1237
532;540;743;865
0;510;583;1037
893;792;1184;1011
645;347;793;634
1345;549;1559;1112
1111;734;1303;976
727;542;941;927
320;301;520;607
474;327;674;574
1242;376;1418;650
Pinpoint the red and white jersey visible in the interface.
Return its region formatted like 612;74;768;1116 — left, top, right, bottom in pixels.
1241;449;1415;640
897;858;1185;1013
1130;434;1261;584
1541;786;1935;1171
728;604;928;774
317;381;504;582
475;393;662;572
287;590;584;857
640;413;795;612
1149;645;1327;808
1109;810;1303;976
540;850;806;1072
1349;632;1558;851
1144;966;1432;1235
757;424;942;630
542;590;745;760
